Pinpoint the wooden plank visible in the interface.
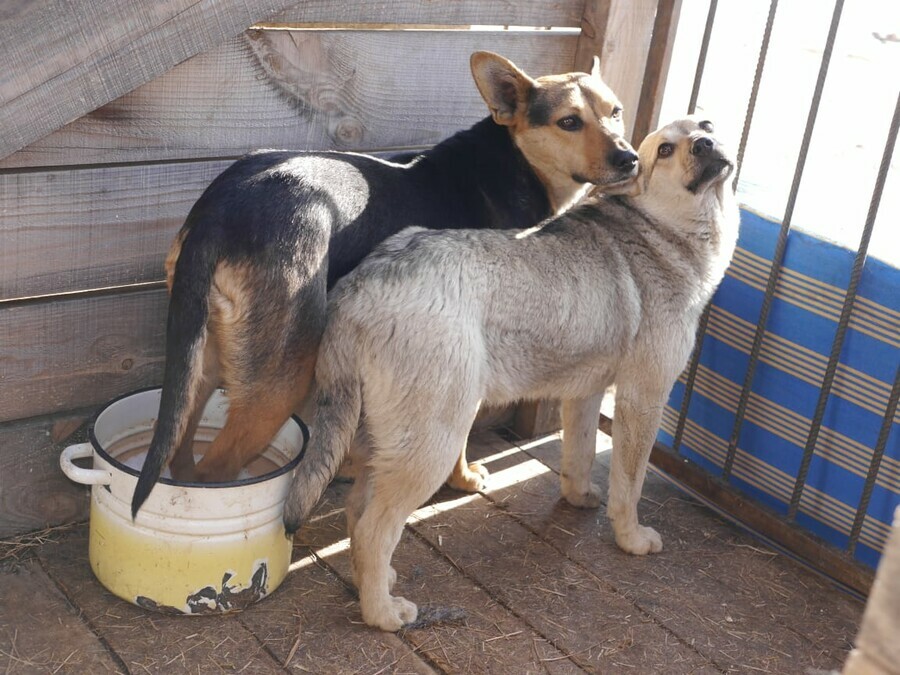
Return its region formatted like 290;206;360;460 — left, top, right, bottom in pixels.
633;0;684;144
0;408;93;537
237;515;436;674
0;560;121;673
598;0;659;142
0;0;300;161
575;0;659;141
293;479;583;673
0;161;230;301
266;0;585;27
0;289;167;424
239;566;436;674
648;438;876;597
408;481;718;671
37;526;286;673
573;0;611;73
505;430;862;671
1;31;578;169
512;399;561;438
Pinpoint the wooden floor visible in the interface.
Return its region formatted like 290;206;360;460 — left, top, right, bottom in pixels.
0;429;863;674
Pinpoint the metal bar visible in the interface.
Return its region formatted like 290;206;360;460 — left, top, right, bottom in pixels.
848;365;900;551
732;0;779;189
674;0;779;456
687;0;718;115
669;0;719;451
789;90;900;519
722;0;846;480
671;306;710;453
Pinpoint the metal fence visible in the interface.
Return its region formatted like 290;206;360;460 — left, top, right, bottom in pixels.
633;0;900;595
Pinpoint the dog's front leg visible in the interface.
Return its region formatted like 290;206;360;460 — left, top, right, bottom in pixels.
607;384;665;555
560;394;606;508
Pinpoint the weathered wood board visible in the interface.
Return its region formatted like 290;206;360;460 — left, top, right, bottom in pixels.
0;289;167;424
0;409;93;537
266;0;584;28
0;561;121;673
1;31;577;169
0;0;301;160
0;161;230;301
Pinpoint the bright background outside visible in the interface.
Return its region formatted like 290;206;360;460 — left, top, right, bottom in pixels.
657;0;899;268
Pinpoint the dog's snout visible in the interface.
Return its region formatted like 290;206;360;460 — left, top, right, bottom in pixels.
691;136;714;156
610;148;639;171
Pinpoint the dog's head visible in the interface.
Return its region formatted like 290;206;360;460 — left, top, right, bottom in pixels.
470;51;638;211
626;117;735;226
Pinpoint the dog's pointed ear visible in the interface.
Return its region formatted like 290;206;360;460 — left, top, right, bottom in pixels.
470;51;536;126
589;55;601;79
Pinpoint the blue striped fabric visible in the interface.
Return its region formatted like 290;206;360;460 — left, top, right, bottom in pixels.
658;209;900;569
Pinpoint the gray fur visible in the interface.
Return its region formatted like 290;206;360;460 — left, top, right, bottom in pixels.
284;117;740;631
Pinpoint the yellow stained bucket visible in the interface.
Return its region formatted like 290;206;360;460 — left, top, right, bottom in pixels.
60;387;308;614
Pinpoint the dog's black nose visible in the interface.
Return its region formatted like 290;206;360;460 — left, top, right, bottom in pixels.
691;136;715;156
610;148;638;171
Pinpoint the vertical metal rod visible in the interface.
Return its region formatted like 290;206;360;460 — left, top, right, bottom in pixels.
670;0;719;452
733;0;779;189
671;307;709;454
687;0;718;115
674;0;779;456
848;366;900;551
789;90;900;519
722;0;846;480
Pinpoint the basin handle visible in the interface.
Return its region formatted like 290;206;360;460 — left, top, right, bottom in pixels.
60;443;112;485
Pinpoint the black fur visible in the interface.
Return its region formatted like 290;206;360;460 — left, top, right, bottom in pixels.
131;116;553;517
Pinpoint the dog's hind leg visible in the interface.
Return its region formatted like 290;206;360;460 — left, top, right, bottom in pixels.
560;392;607;508
345;457;399;592
607;380;666;555
353;402;475;631
193;350;317;481
168;340;222;481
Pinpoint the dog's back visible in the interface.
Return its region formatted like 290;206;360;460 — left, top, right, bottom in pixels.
282;117;738;631
132;51;639;516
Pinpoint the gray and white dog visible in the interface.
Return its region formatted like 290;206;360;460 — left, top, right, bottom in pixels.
284;117;739;631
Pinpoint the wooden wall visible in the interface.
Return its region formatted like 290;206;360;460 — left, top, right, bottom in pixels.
0;0;672;536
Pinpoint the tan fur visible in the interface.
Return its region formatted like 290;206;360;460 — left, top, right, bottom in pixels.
471;53;632;212
161;52;635;489
283;118;738;631
168;262;319;481
164;229;187;293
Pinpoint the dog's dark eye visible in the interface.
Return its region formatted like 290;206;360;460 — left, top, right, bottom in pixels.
557;115;583;131
611;106;622;119
658;143;675;158
699;120;715;133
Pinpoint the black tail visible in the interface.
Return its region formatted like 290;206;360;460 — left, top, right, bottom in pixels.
131;236;217;518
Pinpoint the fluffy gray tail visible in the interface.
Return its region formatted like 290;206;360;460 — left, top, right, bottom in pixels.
282;368;362;534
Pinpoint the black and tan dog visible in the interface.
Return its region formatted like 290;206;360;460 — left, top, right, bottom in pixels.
130;51;638;517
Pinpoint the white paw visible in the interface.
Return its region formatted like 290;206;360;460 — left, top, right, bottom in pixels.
363;595;418;632
615;524;663;555
561;481;603;509
447;462;489;493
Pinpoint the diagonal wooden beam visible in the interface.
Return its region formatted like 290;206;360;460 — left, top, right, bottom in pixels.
0;0;300;160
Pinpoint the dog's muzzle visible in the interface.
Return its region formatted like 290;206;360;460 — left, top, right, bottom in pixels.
610;148;639;173
686;139;733;193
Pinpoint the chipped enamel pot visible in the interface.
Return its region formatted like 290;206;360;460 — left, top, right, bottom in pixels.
59;387;308;615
